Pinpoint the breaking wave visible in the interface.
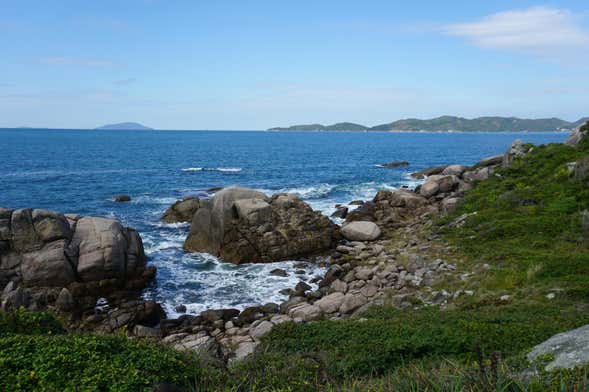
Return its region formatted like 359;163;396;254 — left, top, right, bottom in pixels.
181;167;242;173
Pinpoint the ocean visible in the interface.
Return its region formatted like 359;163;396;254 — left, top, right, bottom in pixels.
0;129;567;315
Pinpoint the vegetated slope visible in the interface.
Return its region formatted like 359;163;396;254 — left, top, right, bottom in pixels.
270;116;585;132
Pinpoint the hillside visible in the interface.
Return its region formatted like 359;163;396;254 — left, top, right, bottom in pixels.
270;116;584;132
95;122;153;130
269;122;369;131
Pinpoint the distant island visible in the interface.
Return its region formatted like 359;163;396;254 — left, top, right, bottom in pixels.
95;122;153;130
269;116;589;132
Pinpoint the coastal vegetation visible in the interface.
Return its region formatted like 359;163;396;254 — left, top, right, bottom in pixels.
269;115;588;132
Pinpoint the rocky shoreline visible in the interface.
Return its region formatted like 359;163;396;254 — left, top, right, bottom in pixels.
3;127;580;363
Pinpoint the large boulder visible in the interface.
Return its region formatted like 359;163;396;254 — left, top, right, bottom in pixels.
528;324;589;370
341;221;381;241
184;187;337;264
161;197;200;223
0;208;147;290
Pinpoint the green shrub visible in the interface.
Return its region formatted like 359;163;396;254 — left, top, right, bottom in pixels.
0;309;65;336
0;333;210;391
260;304;589;378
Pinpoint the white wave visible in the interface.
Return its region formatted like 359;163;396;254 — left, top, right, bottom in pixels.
181;167;242;173
143;253;326;318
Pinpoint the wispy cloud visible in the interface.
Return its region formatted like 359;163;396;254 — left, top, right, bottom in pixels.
39;57;115;68
443;6;589;54
113;78;136;86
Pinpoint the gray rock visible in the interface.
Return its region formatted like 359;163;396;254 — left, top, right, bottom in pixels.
314;292;345;314
250;320;273;339
55;287;75;311
341;221;381;241
442;165;468;176
339;294;368;314
288;303;323;321
380;161;409;168
565;122;588;147
184;187;336;264
503;139;531;168
161;197;200;223
528;324;589;370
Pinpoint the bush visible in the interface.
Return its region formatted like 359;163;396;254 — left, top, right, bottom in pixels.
260;304;589;378
0;308;65;336
0;332;213;391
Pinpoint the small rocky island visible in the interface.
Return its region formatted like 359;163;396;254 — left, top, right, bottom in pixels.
95;122;153;130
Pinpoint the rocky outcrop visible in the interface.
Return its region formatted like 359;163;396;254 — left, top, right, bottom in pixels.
184;187;337;264
528;324;589;370
161;197;200;223
565;121;589;147
0;208;153;314
502;139;532;168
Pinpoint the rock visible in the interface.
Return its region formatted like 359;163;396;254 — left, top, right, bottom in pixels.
472;155;503;169
341;221;381;241
0;286;31;311
419;180;440;198
184;187;337;264
233;341;257;361
574;157;589;181
161;197;200;223
238;306;265;324
315;292;345;313
55;287;75;311
167;332;219;356
528;324;589;370
201;308;240;323
565;121;589;147
380;161;409;168
0;209;148;295
288;303;323;321
331;206;348;219
360;284;378;297
411;166;446;179
329;279;348;294
270;268;288;277
294;281;312;294
420;175;459;198
442;165;468;176
463;167;490;183
339;294;368;314
349;200;364;206
175;304;187;313
441;198;460;213
250;320;273;339
133;325;162;338
503;139;532;168
355;267;373;281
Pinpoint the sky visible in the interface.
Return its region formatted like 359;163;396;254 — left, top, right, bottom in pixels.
0;0;588;130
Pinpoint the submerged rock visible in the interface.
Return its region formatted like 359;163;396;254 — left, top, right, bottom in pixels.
380;161;409;168
113;195;131;202
183;187;337;264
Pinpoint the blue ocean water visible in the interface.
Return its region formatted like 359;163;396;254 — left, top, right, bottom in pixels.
0;129;567;315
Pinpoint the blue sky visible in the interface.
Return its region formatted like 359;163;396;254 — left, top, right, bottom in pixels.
1;0;588;130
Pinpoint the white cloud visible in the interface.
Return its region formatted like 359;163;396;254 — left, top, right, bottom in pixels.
39;57;114;67
443;6;589;54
